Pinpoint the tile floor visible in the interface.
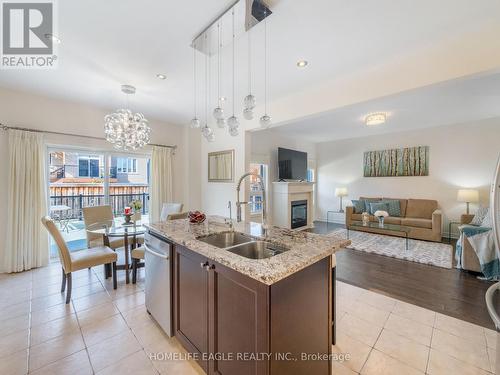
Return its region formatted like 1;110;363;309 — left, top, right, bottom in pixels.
0;261;497;374
334;282;498;374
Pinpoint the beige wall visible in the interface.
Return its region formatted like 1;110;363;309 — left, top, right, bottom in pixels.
249;130;317;224
316;118;500;237
200;127;247;219
0;86;197;269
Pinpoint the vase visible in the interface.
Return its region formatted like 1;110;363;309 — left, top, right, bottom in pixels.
378;216;385;228
124;214;132;224
132;211;141;223
362;212;370;226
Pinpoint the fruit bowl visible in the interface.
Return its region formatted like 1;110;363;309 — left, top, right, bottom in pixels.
188;210;206;224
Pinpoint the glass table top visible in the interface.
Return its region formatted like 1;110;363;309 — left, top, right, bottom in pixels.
86;220;146;237
350;220;411;234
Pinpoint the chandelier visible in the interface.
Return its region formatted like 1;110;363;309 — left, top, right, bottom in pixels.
190;0;272;141
104;85;151;151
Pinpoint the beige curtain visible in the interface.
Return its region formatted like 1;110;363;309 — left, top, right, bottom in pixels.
150;146;173;223
4;130;48;272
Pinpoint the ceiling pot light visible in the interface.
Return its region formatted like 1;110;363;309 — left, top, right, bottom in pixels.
364;112;387;126
296;60;308;68
45;33;61;44
156;73;167;80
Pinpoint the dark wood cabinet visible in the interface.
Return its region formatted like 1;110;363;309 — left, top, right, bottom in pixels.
174;244;332;375
208;261;269;375
174;245;209;372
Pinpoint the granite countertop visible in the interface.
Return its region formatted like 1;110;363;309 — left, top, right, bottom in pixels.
146;216;350;285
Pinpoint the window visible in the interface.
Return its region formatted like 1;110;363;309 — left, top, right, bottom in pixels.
117;158;137;173
78;157;100;177
307;168;315;183
78;158;88;177
249;163;268;215
48;149;151;258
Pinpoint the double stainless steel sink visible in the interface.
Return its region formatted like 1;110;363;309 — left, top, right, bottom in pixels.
196;231;289;259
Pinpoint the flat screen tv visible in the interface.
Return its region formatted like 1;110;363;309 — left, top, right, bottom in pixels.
278;147;307;181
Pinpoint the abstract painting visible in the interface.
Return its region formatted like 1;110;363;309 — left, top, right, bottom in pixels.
363;146;429;177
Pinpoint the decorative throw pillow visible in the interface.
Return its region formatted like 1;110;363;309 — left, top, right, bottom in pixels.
369;202;390;215
471;206;489;226
481;210;493;228
351;200;366;214
381;200;401;217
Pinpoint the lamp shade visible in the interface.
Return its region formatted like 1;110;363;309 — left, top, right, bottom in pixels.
457;189;479;203
335;187;348;197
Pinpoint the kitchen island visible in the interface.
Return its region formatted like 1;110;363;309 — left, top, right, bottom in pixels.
147;216;349;375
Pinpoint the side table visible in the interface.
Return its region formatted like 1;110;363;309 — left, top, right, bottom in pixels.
448;221;462;243
326;210;346;226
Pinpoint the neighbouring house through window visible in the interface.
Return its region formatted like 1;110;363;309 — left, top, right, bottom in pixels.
249;163;268;215
78;157;100;177
117;157;137;173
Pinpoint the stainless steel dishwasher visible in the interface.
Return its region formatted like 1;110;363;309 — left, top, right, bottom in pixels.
144;231;173;337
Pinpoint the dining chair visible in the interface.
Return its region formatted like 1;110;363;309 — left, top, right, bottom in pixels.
131;248;144;284
160;203;185;221
82;205;125;249
41;216;118;304
83;205;145;246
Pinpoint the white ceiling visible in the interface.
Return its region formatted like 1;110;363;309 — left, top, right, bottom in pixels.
0;0;499;127
265;71;500;143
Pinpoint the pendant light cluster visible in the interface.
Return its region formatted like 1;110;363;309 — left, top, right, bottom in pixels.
259;10;271;129
189;2;272;142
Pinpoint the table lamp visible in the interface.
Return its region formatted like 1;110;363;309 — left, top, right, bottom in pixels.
457;189;479;214
335;187;348;213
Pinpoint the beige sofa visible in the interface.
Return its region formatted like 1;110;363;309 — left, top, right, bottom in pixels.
458;214;481;272
346;197;442;242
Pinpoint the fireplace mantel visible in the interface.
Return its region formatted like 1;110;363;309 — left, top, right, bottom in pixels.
271;182;314;230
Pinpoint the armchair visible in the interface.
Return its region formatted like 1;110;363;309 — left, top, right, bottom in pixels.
458;214;481;272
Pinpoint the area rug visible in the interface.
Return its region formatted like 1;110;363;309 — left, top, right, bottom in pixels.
327;228;453;269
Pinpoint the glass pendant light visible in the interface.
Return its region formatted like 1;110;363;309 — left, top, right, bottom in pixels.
216;118;226;128
202;34;215;141
227;8;239;136
190;42;200;128
260;12;272;129
213;22;225;124
243;25;255;120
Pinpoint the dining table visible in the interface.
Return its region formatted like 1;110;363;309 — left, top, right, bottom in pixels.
86;220;146;284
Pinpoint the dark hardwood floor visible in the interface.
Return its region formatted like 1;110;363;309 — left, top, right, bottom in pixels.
309;221;500;330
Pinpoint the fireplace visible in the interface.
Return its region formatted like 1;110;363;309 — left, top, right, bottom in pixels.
291;200;308;229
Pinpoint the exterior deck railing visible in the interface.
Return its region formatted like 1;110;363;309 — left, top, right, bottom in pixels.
50;192;149;220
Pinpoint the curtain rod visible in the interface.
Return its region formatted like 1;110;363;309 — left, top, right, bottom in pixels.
0;123;177;150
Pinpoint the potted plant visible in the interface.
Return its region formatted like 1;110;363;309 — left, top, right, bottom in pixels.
374;210;389;227
130;199;142;222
